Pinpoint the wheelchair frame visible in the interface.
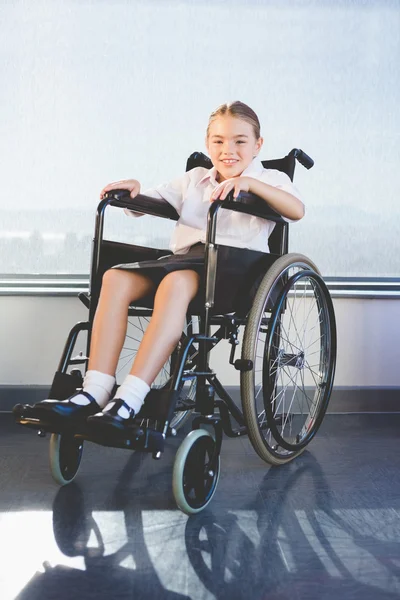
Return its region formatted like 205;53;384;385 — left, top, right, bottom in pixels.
69;150;302;445
14;148;337;515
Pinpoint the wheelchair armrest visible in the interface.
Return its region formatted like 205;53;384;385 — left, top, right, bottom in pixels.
221;191;287;223
103;189;179;221
102;189;285;223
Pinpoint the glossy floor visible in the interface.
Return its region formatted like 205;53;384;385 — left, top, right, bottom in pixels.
1;412;400;600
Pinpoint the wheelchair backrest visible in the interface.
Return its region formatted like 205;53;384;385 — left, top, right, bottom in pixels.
186;151;295;256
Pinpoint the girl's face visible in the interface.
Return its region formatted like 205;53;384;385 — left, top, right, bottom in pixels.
206;115;263;182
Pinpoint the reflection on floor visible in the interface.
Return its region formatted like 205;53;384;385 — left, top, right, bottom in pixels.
1;412;400;600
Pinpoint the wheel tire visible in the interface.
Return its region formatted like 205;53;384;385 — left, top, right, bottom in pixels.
49;433;84;486
173;429;220;515
241;253;336;466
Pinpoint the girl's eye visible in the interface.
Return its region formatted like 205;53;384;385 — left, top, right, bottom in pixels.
213;140;245;144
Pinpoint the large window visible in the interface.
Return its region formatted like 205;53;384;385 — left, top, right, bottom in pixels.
1;0;399;277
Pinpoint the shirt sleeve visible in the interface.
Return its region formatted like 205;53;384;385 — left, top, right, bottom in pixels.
124;174;186;219
260;169;305;223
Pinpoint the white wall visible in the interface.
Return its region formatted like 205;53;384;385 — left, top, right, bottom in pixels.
1;295;399;387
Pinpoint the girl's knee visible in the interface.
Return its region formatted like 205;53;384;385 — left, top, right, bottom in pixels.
102;268;130;288
102;269;153;298
161;270;200;298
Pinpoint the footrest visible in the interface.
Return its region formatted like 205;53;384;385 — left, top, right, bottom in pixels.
13;403;85;435
136;389;181;422
175;398;196;411
78;424;165;453
14;402;166;454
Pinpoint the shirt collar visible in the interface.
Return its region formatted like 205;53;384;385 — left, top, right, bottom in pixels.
197;157;264;187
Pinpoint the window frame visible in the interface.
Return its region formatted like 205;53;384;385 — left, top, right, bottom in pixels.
0;274;399;298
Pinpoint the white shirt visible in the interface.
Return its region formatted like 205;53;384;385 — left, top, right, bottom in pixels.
125;158;304;254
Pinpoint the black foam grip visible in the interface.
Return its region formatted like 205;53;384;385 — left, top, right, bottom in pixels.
295;149;314;169
105;190;180;221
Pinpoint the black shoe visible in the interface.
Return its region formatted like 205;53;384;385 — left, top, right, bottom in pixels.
87;399;136;436
31;391;101;422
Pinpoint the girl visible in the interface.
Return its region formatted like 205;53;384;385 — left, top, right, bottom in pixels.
35;101;305;435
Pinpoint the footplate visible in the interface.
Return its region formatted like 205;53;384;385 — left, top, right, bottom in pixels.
13;403;80;435
79;425;165;454
13;402;166;454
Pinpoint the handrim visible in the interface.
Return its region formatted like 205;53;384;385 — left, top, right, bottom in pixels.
241;253;336;465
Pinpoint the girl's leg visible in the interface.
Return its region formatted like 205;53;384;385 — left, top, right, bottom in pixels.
130;269;200;384
94;269;200;423
88;268;156;375
74;269;156;407
36;269;155;417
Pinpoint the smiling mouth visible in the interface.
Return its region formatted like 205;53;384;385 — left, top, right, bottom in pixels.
221;159;239;165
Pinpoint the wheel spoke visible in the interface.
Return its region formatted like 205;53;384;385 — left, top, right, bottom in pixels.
244;260;334;460
116;316;195;431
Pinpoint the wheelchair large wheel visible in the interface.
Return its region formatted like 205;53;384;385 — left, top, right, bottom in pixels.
49;433;84;485
241;253;336;466
173;429;220;515
116;314;197;430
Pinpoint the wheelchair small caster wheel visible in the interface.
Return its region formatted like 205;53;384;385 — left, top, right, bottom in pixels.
49;433;84;486
172;429;220;515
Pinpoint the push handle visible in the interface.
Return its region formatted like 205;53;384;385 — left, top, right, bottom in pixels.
293;149;314;169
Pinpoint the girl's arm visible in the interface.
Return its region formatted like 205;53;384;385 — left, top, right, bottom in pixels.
100;179;145;218
100;179;141;199
101;173;186;216
245;177;304;221
211;176;305;221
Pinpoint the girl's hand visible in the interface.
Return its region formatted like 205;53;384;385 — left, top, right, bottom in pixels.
210;176;250;202
100;179;141;199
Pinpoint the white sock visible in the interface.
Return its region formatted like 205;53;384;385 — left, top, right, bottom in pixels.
69;370;116;408
103;375;150;419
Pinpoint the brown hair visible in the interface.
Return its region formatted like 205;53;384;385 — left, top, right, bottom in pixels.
207;101;261;139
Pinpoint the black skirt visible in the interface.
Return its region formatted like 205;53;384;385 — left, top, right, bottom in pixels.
112;243;277;315
112;242;205;287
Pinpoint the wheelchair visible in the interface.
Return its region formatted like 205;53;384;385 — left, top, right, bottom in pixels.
13;148;336;515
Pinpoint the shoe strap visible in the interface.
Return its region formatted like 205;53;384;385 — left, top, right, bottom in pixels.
69;390;97;405
108;398;135;417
